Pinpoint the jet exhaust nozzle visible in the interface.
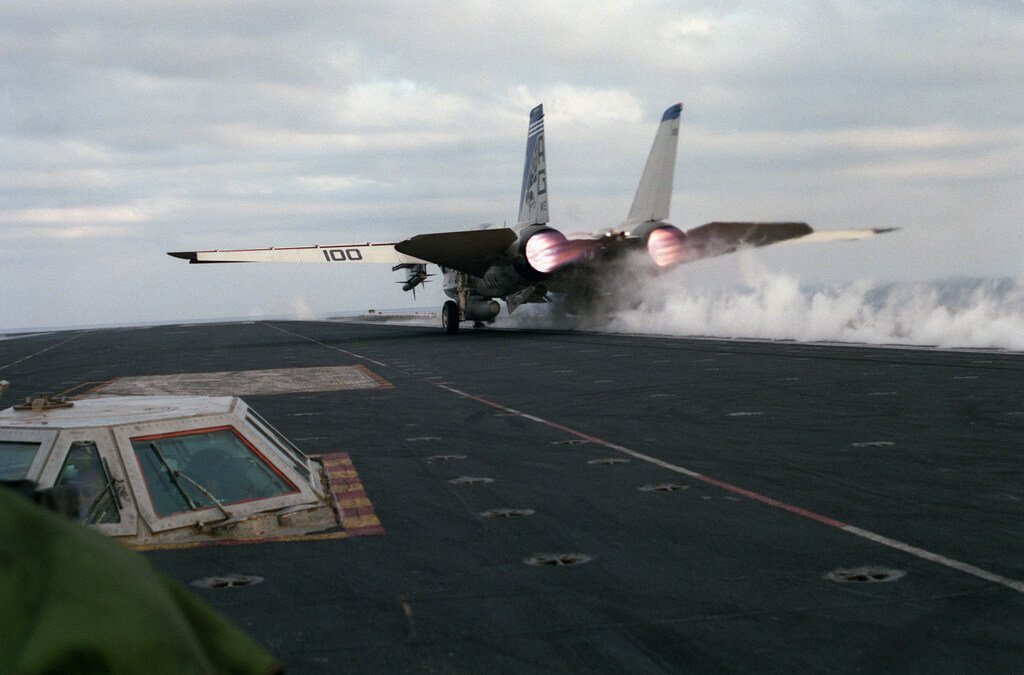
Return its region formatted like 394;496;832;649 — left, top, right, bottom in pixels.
646;225;689;268
630;222;692;268
522;228;592;277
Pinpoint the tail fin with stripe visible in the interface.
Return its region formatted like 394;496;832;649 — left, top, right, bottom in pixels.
517;104;549;228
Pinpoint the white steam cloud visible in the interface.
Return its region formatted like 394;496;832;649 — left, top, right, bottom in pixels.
604;258;1024;351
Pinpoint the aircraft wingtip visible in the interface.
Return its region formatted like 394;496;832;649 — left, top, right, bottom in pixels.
167;251;198;262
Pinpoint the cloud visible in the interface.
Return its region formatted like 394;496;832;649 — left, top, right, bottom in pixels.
3;206;148;224
0;1;1021;330
506;85;644;126
1;225;135;241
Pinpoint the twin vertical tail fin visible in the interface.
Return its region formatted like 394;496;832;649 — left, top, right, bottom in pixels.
626;102;683;225
517;104;549;228
517;101;681;230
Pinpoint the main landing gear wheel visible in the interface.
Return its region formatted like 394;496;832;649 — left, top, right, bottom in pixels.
442;300;460;334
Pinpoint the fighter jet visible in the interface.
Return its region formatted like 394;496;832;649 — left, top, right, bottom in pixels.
169;102;893;334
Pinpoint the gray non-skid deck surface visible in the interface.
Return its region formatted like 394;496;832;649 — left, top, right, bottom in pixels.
2;321;1023;672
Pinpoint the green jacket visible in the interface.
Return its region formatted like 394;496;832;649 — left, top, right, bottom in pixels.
0;488;282;674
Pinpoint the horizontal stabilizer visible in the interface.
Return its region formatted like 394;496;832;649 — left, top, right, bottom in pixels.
395;228;517;276
683;221;812;258
776;227;898;245
674;222;896;262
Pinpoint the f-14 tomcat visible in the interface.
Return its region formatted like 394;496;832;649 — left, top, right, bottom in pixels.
169;102;892;334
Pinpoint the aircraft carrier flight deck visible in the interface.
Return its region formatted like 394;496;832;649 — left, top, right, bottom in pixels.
2;320;1022;672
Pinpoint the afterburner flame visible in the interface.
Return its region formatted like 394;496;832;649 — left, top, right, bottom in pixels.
647;226;689;267
524;230;590;274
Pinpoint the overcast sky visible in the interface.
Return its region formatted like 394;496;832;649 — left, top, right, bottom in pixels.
2;1;1022;331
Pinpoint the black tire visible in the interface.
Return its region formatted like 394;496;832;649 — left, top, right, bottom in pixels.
442;301;460;334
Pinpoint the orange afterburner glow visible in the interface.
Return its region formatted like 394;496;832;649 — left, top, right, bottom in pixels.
646;226;689;267
524;229;590;274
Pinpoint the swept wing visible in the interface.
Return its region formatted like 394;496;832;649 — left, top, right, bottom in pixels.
167;242;421;265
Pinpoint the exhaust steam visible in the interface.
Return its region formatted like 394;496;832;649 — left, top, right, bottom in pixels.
605;258;1024;351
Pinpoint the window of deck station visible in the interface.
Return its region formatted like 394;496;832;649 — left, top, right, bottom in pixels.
0;441;40;480
245;408;314;484
130;427;298;517
55;440;120;524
